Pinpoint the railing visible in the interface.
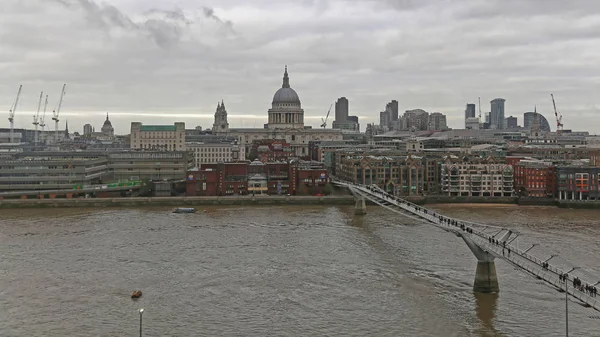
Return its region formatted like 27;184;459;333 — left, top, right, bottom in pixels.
332;179;600;311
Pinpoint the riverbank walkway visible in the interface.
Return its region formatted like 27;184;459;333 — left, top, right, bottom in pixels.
334;180;600;311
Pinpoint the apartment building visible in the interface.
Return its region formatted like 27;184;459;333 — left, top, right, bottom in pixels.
557;165;600;201
442;159;514;197
338;154;425;196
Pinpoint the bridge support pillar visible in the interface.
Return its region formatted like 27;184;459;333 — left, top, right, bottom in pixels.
474;261;499;293
460;234;499;293
354;197;367;215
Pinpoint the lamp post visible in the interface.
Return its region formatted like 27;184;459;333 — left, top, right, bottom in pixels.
139;308;144;337
524;243;538;254
564;267;580;337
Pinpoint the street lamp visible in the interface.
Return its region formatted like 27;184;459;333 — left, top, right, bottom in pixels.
545;254;558;263
564;267;580;337
524;243;539;253
139;308;144;337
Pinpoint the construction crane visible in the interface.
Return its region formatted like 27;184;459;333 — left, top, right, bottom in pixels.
321;103;332;128
8;85;23;144
40;95;48;141
551;94;564;133
52;84;66;142
32;91;43;144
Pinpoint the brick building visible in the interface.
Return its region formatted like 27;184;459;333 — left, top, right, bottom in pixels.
513;160;556;197
185;160;328;196
338;154;425;196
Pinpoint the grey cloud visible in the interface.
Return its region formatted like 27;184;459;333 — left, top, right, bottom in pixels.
2;0;600;133
50;0;233;48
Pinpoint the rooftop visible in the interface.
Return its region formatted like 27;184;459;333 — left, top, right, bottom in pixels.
140;125;176;131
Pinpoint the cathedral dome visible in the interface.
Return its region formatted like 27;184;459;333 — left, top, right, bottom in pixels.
273;87;300;104
272;66;300;104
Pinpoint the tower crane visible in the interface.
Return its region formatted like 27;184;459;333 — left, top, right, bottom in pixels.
550;94;563;133
40;95;48;141
52;84;66;142
321;103;332;128
8;85;23;144
33;92;43;144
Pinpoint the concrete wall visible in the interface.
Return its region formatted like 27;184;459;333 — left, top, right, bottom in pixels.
0;195;355;209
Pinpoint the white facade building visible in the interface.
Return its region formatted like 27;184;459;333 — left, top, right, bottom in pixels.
442;162;514;197
465;117;481;130
186;141;244;168
130;122;186;151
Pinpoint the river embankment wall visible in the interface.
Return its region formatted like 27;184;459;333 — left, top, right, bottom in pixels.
0;195;356;209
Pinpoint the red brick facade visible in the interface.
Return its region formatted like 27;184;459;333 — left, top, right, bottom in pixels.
185;161;328;196
513;161;556;198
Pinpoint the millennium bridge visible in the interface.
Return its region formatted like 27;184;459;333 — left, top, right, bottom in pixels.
332;179;600;312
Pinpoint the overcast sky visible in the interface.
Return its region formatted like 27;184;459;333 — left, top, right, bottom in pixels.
2;0;600;134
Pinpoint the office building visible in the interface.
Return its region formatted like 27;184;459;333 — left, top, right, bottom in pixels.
524;112;551;132
465;103;476;119
332;97;360;132
186;140;243;168
334;97;349;123
465;117;480;130
490;98;506;130
83;124;93;136
387;100;399;121
428;112;448;131
130;122;186;151
505;116;518;129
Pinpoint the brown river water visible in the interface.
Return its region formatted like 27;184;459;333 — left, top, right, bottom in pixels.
1;204;599;336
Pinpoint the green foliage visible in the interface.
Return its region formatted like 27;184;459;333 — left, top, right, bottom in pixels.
323;183;333;196
139;179;154;197
296;184;307;195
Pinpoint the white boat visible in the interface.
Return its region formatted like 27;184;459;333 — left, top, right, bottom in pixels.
172;207;196;214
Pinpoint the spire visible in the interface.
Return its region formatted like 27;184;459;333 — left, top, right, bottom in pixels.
282;65;290;88
221;99;225;110
217;101;221;109
106;112;109;120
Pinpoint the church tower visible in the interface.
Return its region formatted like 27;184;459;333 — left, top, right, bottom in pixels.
213;100;229;134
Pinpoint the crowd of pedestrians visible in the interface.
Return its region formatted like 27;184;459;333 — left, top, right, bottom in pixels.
364;184;599;299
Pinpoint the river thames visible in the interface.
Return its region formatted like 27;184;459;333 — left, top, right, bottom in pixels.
1;205;599;336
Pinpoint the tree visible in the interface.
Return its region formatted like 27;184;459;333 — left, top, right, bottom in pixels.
139;179;154;197
296;183;308;195
323;183;333;196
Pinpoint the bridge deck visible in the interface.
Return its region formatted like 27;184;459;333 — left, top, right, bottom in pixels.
337;181;600;311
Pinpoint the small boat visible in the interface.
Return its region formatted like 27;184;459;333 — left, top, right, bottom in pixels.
173;207;196;214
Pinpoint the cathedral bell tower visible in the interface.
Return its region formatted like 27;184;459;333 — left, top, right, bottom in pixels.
212;100;229;134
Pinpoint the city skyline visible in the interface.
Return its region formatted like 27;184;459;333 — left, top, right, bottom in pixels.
3;0;600;134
